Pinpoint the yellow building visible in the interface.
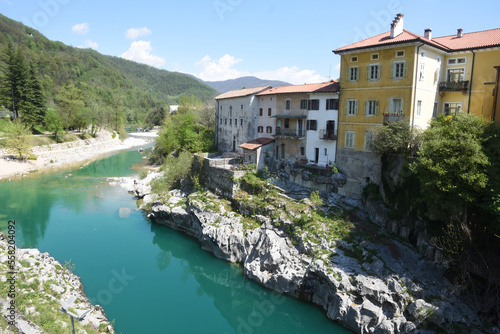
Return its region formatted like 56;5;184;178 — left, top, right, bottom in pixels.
333;13;500;182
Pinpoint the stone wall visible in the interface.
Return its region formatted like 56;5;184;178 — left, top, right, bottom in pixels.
336;148;382;184
195;154;246;198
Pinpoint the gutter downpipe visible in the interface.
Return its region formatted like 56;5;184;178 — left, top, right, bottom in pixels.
467;50;476;114
411;43;424;128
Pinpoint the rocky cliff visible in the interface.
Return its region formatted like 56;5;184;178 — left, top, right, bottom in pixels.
0;234;115;334
141;184;488;334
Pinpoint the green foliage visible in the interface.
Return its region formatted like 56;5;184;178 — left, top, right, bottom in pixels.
410;114;490;221
5;118;33;159
239;171;267;195
310;190;323;206
152;151;194;194
43;108;63;142
371;120;422;158
150;95;214;164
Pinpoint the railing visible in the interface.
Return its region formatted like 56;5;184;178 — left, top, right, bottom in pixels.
275;127;305;138
383;113;404;125
438;80;469;92
319;129;337;140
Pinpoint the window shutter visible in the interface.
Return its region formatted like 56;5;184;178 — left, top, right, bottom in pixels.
403;62;408;77
378;64;381;79
390;63;394;78
344;103;348;115
364;100;368;115
354;101;359;115
346;69;350;81
375;100;380;115
366;66;369;80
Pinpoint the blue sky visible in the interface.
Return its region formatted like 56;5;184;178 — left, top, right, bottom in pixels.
1;0;499;84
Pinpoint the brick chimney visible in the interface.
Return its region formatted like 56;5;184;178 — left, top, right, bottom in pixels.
390;13;404;38
424;28;432;40
457;28;463;38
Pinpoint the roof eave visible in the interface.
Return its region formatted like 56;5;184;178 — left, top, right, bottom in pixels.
333;38;450;54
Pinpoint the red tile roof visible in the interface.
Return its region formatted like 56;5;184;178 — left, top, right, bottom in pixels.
256;81;339;96
432;28;500;51
215;86;271;100
238;138;275;150
333;28;500;53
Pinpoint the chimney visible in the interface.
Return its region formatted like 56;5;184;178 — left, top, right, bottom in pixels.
424;28;432;40
390;13;404;38
457;28;463;38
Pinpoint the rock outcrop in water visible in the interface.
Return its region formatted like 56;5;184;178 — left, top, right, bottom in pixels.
0;234;115;334
143;187;489;334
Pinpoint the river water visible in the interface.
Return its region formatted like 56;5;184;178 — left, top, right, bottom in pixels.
0;148;351;333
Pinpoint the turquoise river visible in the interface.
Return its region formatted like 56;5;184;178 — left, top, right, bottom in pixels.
0;147;351;333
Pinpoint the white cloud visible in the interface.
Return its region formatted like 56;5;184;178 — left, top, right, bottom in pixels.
72;23;89;35
195;54;327;84
126;27;152;40
120;40;166;68
84;40;98;49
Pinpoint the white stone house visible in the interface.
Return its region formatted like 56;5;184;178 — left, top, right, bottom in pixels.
215;86;271;152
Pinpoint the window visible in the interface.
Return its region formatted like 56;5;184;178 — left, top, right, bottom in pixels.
307;120;317;131
345;131;355;148
326;99;339;110
364;131;373;150
229;119;232;126
266;126;272;133
300;99;308;109
448;57;466;65
350;55;358;62
447;68;465;82
367;64;380;80
419;62;425;81
420;51;426;58
371;53;379;60
300;147;305;156
284;118;290;128
241;104;243;110
348;66;359;81
432;102;438;119
220;106;222;111
268;108;272;116
259;108;263;116
285;99;291;110
346;99;358;115
234;118;237;125
257;126;263;133
390;98;403;114
396;50;405;57
240;119;243;126
220;118;222;125
324;148;328;156
308;99;320;110
225;119;227;125
229;106;232;117
444;103;462;115
416;100;422;117
392;61;407;79
364;99;379;116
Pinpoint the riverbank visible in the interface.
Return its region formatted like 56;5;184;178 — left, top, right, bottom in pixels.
113;171;493;334
0;233;115;333
0;130;157;180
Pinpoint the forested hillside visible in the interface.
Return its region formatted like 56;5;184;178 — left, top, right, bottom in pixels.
0;14;217;129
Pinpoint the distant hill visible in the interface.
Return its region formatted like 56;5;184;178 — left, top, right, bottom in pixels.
203;76;291;94
0;14;218;126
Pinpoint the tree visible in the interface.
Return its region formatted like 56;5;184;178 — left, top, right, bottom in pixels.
0;42;27;119
410;114;490;221
5;118;33;159
44;108;64;142
55;82;85;130
20;64;46;130
371;120;422;158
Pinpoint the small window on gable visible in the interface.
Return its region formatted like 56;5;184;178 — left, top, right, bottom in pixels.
420;51;426;57
371;53;379;60
396;50;405;57
350;55;358;62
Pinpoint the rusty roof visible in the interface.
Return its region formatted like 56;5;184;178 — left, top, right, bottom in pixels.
215;86;271;100
238;137;275;150
256;81;339;96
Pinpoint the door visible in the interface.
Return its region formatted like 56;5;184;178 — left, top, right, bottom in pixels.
315;148;319;164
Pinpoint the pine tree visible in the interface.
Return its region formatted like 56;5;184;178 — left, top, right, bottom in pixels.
20;64;46;130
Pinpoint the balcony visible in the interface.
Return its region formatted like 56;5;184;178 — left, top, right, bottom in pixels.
319;129;337;140
438;80;469;92
383;113;404;125
275;127;305;138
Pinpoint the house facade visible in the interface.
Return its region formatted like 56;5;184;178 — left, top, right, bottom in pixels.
215;86;271;153
256;81;340;167
333;13;500;182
